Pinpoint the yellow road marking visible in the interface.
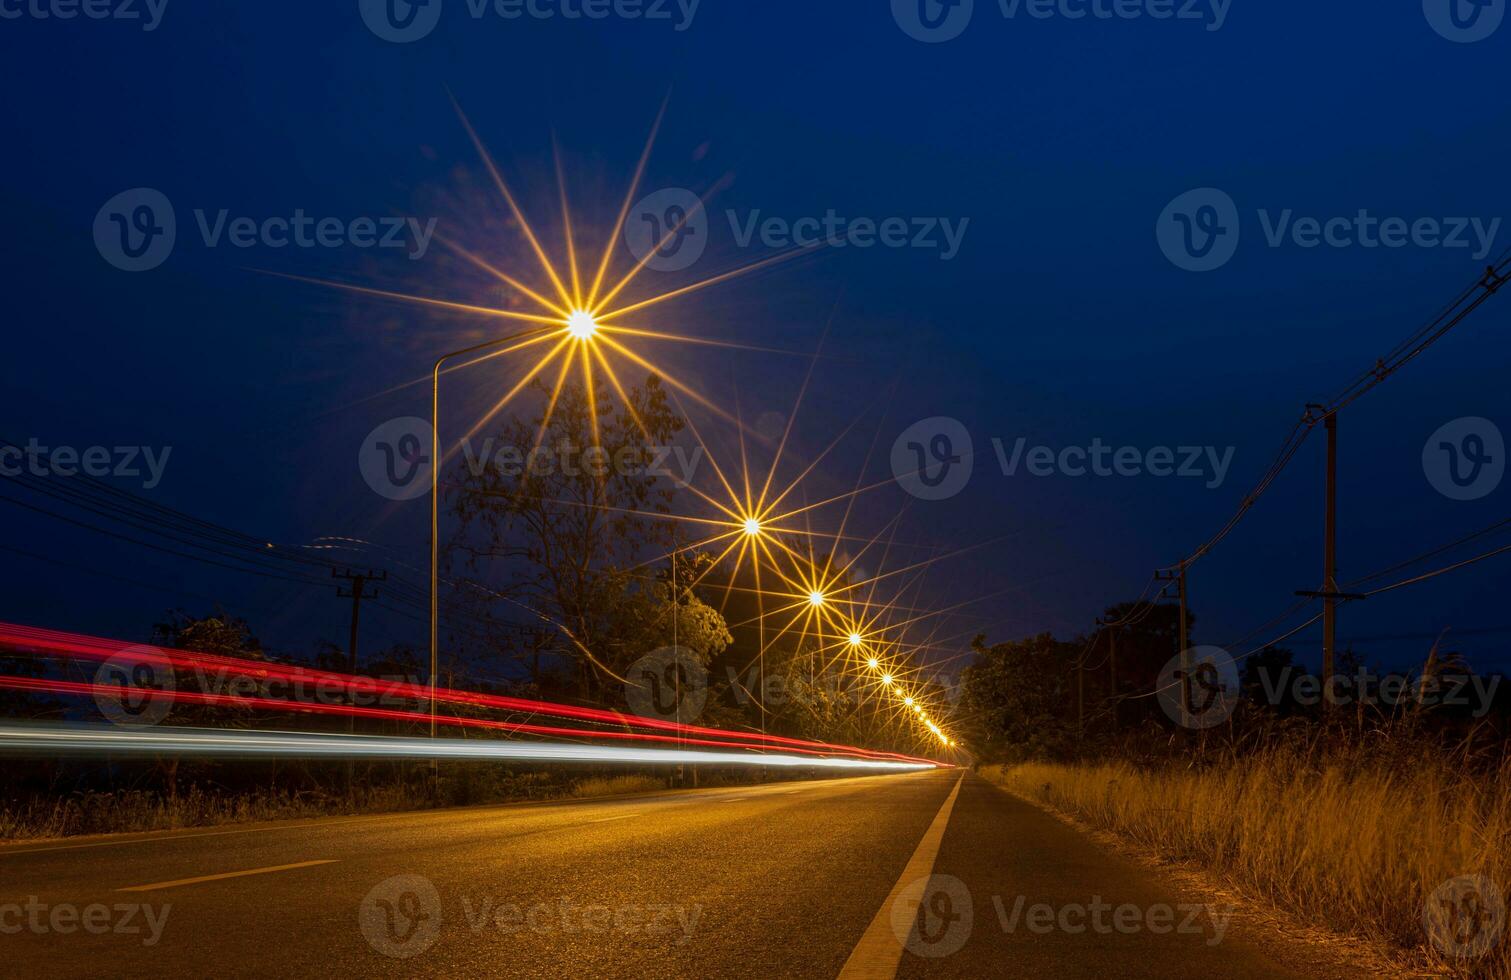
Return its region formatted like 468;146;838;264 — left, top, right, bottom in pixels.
118;859;338;892
838;775;964;979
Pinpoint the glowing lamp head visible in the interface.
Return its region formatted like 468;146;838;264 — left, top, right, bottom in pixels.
566;310;599;340
848;632;863;647
881;673;894;687
808;590;826;608
742;517;762;537
866;657;880;670
904;697;914;707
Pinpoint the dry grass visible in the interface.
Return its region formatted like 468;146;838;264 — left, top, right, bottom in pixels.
983;746;1511;979
567;774;665;799
0;770;668;843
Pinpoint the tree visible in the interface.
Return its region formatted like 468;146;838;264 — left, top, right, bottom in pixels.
147;610;266;797
446;374;730;700
960;632;1081;762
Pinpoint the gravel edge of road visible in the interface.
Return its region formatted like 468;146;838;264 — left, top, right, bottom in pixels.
975;773;1434;980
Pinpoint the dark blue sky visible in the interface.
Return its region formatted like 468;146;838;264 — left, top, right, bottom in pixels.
2;1;1508;677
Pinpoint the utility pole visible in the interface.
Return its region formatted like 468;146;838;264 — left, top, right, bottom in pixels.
1156;566;1190;726
334;568;386;675
1323;411;1337;699
1295;406;1365;714
1076;647;1084;736
334;568;385;795
1097;619;1118;731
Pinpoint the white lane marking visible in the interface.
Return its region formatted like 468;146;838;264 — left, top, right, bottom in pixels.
838;775;964;979
118;859;338;893
720;797;748;803
587;814;639;823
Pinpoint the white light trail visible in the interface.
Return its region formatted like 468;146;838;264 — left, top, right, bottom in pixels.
0;724;942;772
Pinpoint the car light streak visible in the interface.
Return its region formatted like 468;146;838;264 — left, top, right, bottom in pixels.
0;675;946;765
0;622;945;766
0;723;940;771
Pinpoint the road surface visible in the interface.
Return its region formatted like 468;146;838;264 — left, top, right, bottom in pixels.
0;770;1343;977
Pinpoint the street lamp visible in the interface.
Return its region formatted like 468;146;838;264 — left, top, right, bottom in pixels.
566;310;598;340
429;324;559;743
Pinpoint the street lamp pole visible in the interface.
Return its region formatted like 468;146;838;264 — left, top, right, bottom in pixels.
430;326;556;747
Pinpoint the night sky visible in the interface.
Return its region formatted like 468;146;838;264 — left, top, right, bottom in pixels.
2;1;1509;678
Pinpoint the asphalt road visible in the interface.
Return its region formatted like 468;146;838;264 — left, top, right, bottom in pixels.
0;770;1332;978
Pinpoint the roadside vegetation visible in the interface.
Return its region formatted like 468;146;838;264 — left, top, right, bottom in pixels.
0;765;666;843
961;605;1511;978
